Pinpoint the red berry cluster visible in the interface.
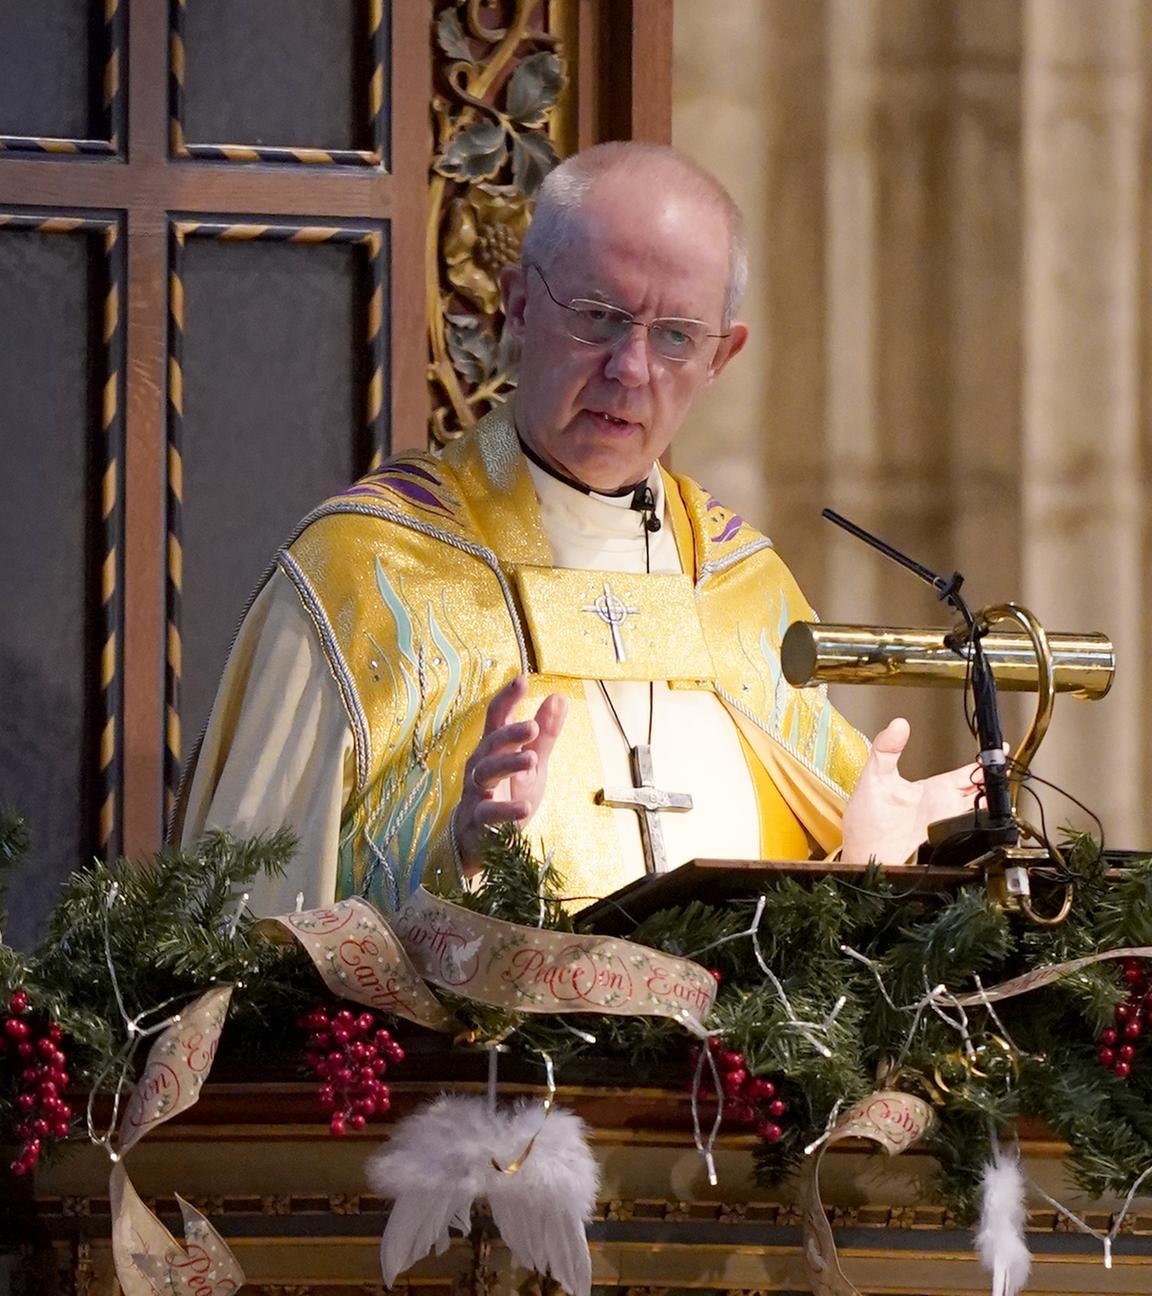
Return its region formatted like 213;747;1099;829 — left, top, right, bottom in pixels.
1;990;71;1176
690;1037;789;1143
299;1005;404;1136
1097;958;1152;1082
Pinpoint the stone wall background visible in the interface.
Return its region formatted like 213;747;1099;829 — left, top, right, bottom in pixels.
672;0;1151;849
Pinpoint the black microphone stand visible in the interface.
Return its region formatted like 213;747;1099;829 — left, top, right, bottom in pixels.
821;510;1017;864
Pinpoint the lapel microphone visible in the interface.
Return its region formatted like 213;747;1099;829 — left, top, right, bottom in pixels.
630;484;662;532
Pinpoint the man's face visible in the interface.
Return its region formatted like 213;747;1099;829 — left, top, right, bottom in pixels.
501;175;748;492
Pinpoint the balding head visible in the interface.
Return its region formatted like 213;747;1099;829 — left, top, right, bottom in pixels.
501;142;749;491
520;142;748;327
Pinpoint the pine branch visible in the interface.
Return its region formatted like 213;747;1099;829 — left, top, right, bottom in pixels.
884;888;1015;1003
1088;856;1152;950
0;809;29;931
452;824;573;930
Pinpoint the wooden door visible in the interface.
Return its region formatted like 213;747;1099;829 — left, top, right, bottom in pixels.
0;0;671;944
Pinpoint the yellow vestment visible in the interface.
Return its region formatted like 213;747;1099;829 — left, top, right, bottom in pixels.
181;409;867;911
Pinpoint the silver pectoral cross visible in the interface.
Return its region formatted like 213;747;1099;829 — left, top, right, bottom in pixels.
582;581;639;663
596;743;693;875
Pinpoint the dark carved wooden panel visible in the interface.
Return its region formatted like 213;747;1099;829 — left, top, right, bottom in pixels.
0;0;124;155
0;219;121;946
0;0;94;139
169;224;388;813
174;0;389;165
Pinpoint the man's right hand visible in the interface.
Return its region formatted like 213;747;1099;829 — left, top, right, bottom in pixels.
454;675;568;876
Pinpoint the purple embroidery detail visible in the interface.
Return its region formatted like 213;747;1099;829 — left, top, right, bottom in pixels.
378;475;453;514
706;496;722;510
714;514;744;544
386;461;442;486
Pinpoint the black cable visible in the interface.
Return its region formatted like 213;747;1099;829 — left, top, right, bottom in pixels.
1014;781;1064;876
1008;761;1106;870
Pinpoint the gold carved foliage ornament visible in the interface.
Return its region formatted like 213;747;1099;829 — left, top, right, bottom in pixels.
429;1;568;444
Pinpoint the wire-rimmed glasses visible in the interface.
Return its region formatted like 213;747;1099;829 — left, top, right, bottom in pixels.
528;264;729;364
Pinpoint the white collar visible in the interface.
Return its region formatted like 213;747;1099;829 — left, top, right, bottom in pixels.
524;458;665;541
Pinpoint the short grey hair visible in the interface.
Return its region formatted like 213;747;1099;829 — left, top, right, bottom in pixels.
520;142;748;328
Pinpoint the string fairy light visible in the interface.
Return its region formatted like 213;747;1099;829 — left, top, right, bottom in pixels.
86;873;250;1160
687;895;842;1059
226;891;250;939
681;1012;725;1186
969;972;1021;1060
557;1020;598;1045
840;943;962;1073
803;1098;847;1157
536;850;555;929
87;882;188;1159
1026;1163;1152;1269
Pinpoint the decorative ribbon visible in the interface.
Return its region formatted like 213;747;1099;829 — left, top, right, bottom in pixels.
110;985;245;1294
951;944;1152;1006
258;890;718;1031
111;1164;242;1296
255;896;455;1031
801;1090;936;1296
394;887;717;1023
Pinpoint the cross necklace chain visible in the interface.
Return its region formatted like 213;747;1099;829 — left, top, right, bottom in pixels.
590;494;693;874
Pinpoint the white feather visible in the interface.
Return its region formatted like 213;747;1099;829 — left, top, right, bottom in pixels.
367;1095;600;1296
975;1145;1032;1296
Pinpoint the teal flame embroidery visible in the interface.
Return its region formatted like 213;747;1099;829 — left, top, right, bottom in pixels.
374;557;419;744
755;590;832;771
341;561;475;908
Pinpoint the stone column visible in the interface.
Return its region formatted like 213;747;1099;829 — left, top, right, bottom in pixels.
1021;0;1147;843
673;0;1152;841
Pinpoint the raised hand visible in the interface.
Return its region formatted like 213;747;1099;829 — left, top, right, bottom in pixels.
840;717;983;865
454;675;568;875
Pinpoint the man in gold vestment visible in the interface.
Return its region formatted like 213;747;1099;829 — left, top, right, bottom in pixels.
179;144;981;914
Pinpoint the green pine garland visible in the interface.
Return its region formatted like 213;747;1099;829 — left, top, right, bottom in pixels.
0;824;318;1152
426;827;1152;1221
2;816;1152;1222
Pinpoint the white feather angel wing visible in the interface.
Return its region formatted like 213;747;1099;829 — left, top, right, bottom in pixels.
376;1188;473;1285
488;1104;600;1296
367;1095;491;1286
367;1095;600;1296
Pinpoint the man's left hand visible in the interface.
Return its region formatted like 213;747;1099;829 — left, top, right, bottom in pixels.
839;717;983;865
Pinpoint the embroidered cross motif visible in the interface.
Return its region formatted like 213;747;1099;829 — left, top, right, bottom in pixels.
581;581;640;663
